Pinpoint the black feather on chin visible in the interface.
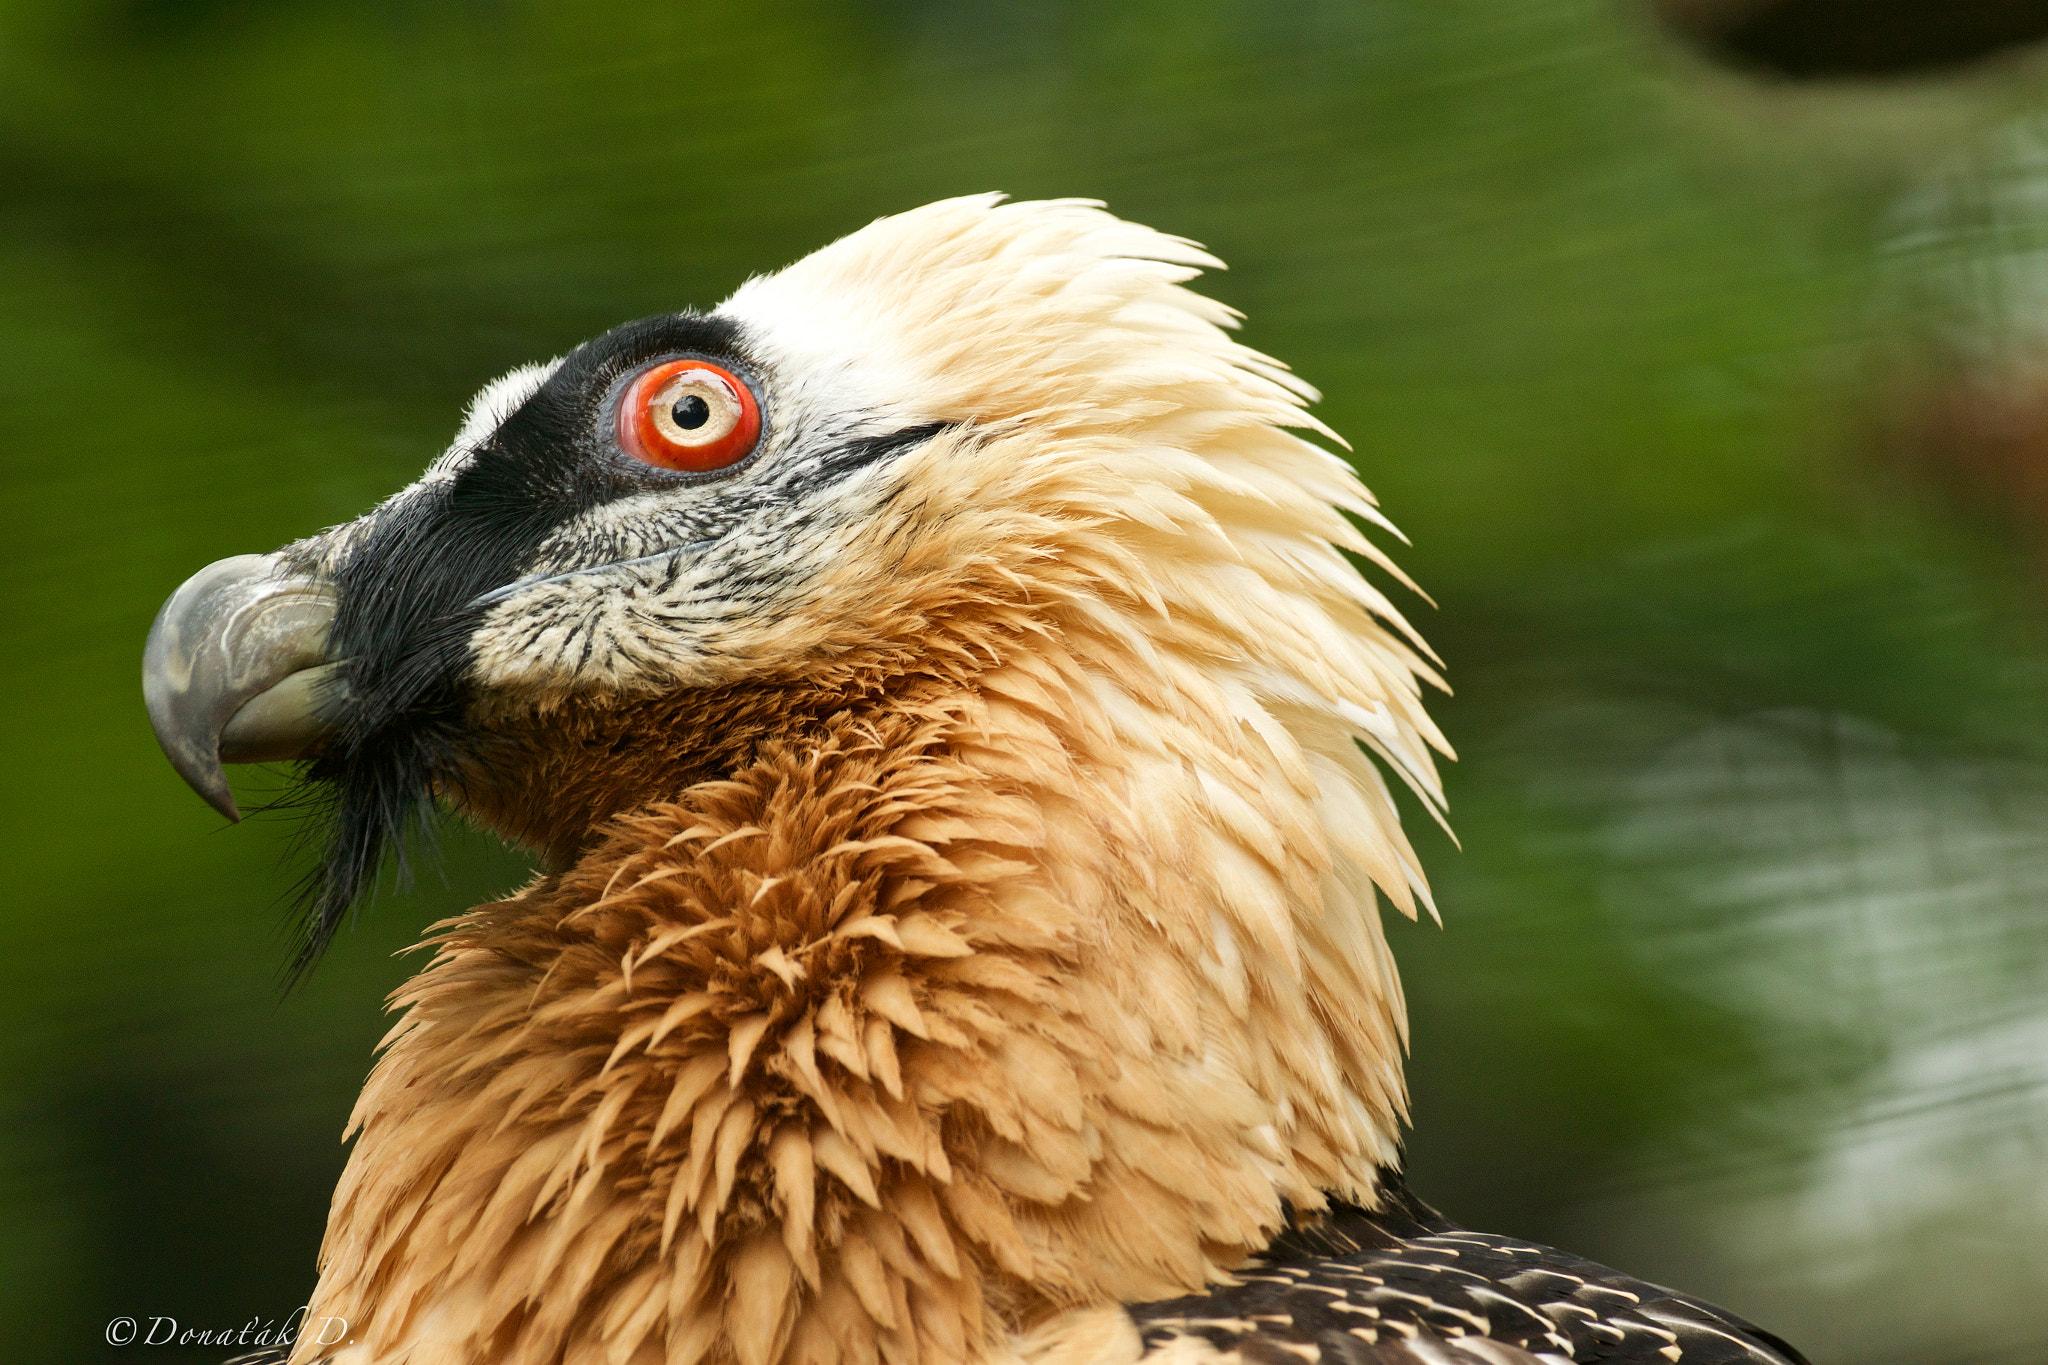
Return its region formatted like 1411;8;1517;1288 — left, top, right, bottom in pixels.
277;424;561;981
284;700;469;985
279;474;553;982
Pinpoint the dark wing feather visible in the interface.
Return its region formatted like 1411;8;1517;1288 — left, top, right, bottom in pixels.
1127;1178;1808;1365
222;1181;1805;1365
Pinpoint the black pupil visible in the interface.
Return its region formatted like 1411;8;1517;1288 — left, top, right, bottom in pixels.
671;394;712;431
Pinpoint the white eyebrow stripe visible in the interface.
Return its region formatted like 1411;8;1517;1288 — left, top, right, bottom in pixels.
424;358;566;485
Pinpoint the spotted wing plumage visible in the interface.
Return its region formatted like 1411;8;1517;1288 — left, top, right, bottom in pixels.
1127;1181;1808;1365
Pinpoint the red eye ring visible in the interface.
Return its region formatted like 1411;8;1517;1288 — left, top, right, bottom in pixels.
616;359;762;472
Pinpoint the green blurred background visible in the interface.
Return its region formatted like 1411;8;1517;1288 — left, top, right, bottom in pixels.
8;2;2048;1362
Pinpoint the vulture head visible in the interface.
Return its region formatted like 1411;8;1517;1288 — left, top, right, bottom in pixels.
144;196;1450;1365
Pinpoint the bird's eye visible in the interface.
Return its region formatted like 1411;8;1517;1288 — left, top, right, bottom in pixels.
616;360;761;472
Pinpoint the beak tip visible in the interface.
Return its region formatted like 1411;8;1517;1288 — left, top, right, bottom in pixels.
206;786;244;825
156;731;244;824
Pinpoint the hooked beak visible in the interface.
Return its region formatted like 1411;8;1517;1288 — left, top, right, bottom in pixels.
142;553;348;822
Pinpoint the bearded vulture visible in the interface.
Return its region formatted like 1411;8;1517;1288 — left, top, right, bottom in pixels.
144;196;1807;1365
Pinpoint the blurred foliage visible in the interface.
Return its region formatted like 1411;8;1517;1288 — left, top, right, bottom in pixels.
5;2;2048;1363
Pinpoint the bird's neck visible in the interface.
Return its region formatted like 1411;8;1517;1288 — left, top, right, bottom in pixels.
299;633;1411;1365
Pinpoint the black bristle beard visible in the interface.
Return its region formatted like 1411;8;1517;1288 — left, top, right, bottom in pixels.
275;474;555;985
284;698;469;987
